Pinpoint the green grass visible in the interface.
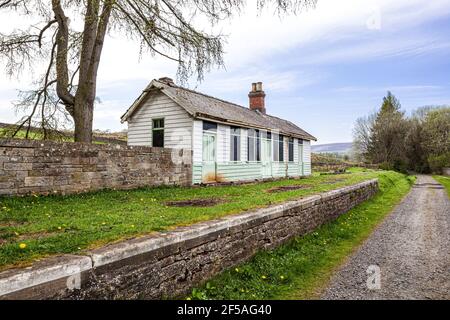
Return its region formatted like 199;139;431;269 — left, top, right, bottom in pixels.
187;171;415;300
433;175;450;197
0;170;381;270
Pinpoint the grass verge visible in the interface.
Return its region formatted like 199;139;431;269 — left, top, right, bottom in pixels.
187;171;415;300
433;175;450;197
1;169;377;270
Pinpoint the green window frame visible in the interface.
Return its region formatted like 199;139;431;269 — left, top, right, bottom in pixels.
152;118;164;147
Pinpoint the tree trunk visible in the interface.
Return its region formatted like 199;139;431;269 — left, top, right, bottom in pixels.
73;97;94;143
71;1;112;143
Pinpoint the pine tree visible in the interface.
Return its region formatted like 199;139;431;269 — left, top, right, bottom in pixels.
368;91;408;170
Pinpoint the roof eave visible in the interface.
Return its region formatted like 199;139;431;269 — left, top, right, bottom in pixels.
194;114;316;141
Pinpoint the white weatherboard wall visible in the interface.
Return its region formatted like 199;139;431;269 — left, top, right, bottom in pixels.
241;128;248;162
217;124;229;163
127;92;193;149
192;120;203;183
303;140;312;175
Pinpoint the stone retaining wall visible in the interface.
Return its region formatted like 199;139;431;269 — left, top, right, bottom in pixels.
0;179;378;300
0;139;192;196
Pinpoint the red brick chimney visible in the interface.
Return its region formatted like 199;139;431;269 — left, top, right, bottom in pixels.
248;82;266;114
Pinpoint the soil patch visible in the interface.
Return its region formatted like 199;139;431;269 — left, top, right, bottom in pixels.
0;220;27;227
17;231;60;241
266;185;312;193
165;198;226;207
321;179;346;185
0;231;60;246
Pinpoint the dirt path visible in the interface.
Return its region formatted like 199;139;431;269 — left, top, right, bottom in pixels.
322;175;450;300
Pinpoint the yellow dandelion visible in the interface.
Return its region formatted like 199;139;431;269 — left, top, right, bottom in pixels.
19;243;27;249
261;275;267;280
57;226;62;230
280;275;285;280
235;268;239;272
131;224;135;228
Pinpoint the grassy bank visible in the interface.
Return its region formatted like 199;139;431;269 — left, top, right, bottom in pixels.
433;175;450;197
1;170;378;270
188;171;414;300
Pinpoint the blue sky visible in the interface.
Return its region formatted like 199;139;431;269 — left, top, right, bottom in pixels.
1;0;450;144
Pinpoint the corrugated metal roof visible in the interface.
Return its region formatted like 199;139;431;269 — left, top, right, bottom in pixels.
121;79;316;141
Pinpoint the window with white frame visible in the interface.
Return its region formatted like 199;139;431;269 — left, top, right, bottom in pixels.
273;133;284;162
230;126;241;161
288;137;294;162
247;129;260;161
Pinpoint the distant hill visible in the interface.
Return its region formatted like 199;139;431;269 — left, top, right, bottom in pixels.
311;142;353;154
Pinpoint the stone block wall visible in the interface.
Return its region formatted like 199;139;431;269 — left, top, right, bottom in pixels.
0;139;192;196
0;179;378;300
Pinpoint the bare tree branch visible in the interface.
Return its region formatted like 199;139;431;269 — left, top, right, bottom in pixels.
51;0;75;108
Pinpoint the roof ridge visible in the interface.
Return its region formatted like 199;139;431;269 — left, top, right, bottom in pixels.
155;79;252;111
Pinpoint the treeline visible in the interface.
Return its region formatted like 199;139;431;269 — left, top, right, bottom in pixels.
353;92;449;173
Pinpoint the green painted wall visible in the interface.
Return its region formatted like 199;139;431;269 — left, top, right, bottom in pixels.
193;161;308;184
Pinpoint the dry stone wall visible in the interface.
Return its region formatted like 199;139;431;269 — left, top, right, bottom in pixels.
0;139;192;196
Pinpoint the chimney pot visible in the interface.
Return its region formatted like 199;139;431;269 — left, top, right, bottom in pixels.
248;82;266;114
158;77;175;85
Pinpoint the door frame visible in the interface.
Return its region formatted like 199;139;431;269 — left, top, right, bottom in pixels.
201;131;217;183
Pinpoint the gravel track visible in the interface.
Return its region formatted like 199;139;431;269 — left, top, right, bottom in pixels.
322;175;450;300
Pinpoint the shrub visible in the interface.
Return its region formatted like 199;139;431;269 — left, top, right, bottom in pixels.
428;152;450;174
